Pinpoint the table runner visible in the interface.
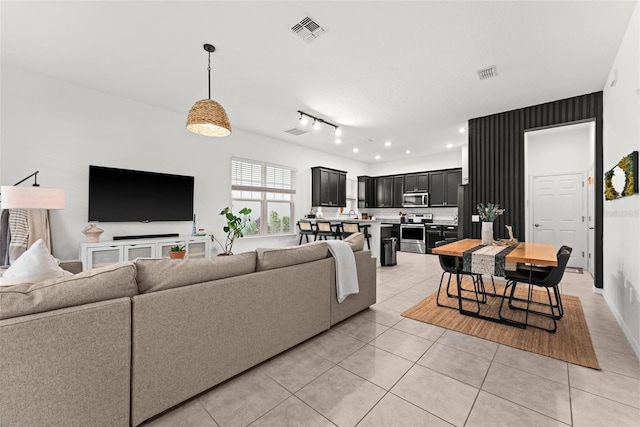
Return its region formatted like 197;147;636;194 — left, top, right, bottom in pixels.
463;245;518;276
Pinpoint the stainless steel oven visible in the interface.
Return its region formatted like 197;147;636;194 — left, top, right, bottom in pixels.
400;224;426;254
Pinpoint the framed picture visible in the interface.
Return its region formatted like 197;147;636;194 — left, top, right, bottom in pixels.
605;150;638;200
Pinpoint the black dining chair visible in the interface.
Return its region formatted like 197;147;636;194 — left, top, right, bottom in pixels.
341;222;371;249
508;245;573;319
297;220;315;245
435;240;487;309
498;247;572;333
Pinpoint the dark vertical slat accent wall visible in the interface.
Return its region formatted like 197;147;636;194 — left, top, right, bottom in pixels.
468;92;604;288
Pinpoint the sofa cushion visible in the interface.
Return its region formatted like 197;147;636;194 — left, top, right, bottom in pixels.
343;232;365;252
2;239;67;282
134;251;257;294
255;242;329;271
0;262;138;320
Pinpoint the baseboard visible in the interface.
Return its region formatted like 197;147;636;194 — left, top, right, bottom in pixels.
603;292;640;361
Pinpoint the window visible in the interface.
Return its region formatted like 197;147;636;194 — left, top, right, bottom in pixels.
231;158;296;236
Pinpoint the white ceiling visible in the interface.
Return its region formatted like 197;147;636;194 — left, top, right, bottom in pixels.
1;1;636;164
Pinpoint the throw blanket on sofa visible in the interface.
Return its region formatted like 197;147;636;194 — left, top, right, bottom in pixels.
325;240;359;303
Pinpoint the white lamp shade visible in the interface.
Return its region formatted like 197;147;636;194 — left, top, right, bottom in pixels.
0;186;65;210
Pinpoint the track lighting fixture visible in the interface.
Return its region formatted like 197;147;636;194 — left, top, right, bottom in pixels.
297;110;341;135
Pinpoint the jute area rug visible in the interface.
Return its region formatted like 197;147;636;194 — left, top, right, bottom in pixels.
401;278;600;369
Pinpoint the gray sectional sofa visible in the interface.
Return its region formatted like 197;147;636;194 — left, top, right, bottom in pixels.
0;235;376;427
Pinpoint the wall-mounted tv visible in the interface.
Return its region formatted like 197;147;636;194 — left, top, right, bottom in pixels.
89;165;194;222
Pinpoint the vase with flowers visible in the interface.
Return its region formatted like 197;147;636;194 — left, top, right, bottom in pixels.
477;202;505;246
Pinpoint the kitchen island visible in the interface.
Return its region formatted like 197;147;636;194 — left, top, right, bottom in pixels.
302;218;382;266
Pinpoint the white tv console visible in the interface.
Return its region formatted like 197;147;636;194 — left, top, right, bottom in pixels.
79;235;211;270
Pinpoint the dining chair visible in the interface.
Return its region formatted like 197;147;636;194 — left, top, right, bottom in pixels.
499;247;572;333
315;221;341;240
297;220;315;245
435;240;487;309
508;245;573;319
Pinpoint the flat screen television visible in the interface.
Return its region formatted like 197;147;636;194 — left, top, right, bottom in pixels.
88;165;194;222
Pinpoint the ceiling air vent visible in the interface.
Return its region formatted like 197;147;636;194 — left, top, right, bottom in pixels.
291;17;326;43
283;126;310;136
477;65;498;80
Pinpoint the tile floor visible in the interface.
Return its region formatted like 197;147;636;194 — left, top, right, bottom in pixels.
144;252;640;427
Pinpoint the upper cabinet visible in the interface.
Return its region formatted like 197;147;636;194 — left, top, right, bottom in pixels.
359;168;461;209
312;167;347;207
404;173;429;193
429;169;461;206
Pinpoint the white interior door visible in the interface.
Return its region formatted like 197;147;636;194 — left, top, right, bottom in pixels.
531;173;587;269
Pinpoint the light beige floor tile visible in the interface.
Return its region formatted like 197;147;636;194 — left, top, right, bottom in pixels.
357;393;452;427
198;370;291;427
332;316;389;343
571;387;640;427
589;328;636;356
391;364;479;427
370;327;435;362
258;345;334;393
481;363;571;425
339;344;413;390
493;345;569;385
595;346;640;379
466;391;568;427
300;330;365;363
145;399;218;427
373;296;416;313
568;364;640;409
250;396;334;427
296;366;385;427
392;318;447;341
436;330;498;360
356;307;404;327
417;342;491;388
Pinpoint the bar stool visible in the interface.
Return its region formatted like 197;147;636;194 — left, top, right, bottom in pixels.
340;222;359;239
297;220;315;245
315;221;341;240
359;224;371;250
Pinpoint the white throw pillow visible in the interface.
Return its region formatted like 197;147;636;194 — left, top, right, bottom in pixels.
2;239;67;281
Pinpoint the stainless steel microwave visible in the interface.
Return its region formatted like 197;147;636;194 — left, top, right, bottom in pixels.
402;193;429;207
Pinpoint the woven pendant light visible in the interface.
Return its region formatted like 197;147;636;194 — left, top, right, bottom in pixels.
186;44;231;137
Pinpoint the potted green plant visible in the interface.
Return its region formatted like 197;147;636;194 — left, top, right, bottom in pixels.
210;207;253;255
169;244;186;259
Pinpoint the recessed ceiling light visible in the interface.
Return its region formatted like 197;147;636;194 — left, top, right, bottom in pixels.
384;141;391;147
406;150;411;154
335;139;341;144
353;148;359;153
375;155;381;160
446;143;453;148
458;127;465;133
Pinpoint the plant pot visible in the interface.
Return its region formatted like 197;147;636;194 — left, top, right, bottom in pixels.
169;251;186;259
481;221;494;246
217;252;233;256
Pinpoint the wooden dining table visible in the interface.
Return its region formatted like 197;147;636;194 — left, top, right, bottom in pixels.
431;238;557;327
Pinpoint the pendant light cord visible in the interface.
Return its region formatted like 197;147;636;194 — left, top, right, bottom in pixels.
207;51;211;100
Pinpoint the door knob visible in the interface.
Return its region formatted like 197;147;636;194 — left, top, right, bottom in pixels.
534;223;540;227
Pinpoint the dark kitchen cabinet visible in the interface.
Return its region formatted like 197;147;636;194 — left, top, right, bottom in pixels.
393;175;404;207
376;176;393;207
404;173;429;193
429;169;461;206
312;167;347;207
358;176;377;208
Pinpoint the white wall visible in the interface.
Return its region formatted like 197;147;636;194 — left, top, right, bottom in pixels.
0;66;370;259
367;150;462;176
602;0;640;357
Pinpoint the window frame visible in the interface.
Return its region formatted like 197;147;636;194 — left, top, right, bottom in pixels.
231;157;296;237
